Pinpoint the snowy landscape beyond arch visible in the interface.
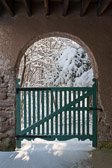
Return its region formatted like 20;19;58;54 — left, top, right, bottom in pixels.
17;36;94;88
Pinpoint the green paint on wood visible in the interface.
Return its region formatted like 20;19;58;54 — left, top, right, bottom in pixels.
16;78;97;148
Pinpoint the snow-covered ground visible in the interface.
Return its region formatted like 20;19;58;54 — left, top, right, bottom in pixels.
0;138;93;168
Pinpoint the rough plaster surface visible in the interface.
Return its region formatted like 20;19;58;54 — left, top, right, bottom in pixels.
0;2;112;150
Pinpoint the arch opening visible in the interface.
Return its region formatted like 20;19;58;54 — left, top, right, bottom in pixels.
17;35;98;88
15;33;100;149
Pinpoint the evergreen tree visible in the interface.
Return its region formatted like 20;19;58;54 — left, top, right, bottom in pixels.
44;46;93;87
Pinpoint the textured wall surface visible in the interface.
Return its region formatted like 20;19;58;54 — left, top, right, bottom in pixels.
0;2;112;150
0;68;16;150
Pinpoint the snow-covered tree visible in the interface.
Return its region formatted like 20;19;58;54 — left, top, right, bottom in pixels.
44;46;93;87
17;37;93;87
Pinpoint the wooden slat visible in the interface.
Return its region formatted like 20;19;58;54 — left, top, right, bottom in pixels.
33;91;35;134
63;0;69;16
69;90;71;134
44;0;49;16
42;91;44;134
24;91;27;129
64;91;67;135
46;91;49;134
37;91;40;134
80;0;92;16
73;91;76;135
60;91;62;134
55;91;58;135
82;91;85;135
92;79;97;147
28;91;31;134
23;0;32;16
97;0;112;16
87;96;89;135
1;0;15;16
78;91;80;135
51;90;53;134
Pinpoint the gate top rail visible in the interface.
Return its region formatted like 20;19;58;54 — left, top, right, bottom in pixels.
16;78;96;91
16;87;93;91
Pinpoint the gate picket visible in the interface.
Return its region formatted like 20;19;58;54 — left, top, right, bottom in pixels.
51;90;53;134
28;91;31;134
78;91;80;135
60;91;62;135
33;91;35;134
46;91;49;135
55;91;58;135
73;91;76;135
42;90;44;134
69;90;71;135
64;90;67;135
37;91;40;134
87;96;89;135
16;78;97;148
82;91;85;135
24;91;26;129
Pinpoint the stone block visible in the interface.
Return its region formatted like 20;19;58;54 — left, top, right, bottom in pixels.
0;93;7;100
0;133;8;140
6;107;15;111
7;93;16;97
0;121;9;133
4;75;9;83
8;84;15;92
0;116;7;122
8;118;15;126
0;100;15;107
7;129;15;138
0;83;8;88
0;126;9;133
0;78;3;84
0;137;16;151
0;111;14;118
0;88;8;93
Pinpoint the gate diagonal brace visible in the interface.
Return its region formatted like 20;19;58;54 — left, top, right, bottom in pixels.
20;90;93;135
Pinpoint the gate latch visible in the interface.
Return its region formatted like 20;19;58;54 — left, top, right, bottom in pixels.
90;107;103;111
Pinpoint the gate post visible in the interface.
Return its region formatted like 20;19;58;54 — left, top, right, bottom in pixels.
92;79;97;147
16;79;21;148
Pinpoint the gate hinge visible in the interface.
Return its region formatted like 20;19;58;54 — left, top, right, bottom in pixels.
90;107;103;111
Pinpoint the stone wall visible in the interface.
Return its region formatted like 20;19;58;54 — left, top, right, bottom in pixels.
0;68;16;151
97;110;111;143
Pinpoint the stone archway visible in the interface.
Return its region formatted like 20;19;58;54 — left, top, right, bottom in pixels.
0;32;109;151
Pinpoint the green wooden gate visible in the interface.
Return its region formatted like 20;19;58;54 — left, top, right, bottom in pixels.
16;78;97;148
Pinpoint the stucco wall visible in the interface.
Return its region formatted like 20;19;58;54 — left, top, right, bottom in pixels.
0;2;112;150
